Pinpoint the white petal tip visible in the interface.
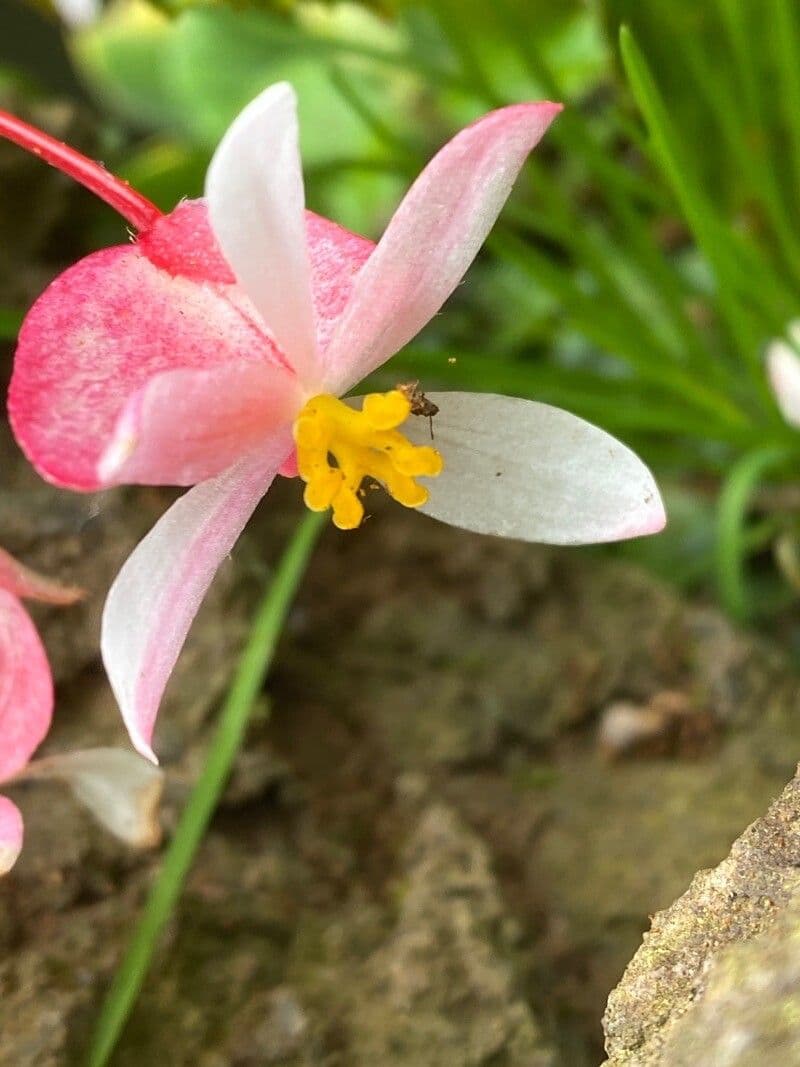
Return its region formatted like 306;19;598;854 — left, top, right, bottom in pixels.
133;738;159;766
766;340;800;428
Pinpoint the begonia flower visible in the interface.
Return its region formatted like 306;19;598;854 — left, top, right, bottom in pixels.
0;546;162;873
1;83;665;764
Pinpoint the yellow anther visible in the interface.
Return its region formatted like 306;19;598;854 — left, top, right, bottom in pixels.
293;390;444;530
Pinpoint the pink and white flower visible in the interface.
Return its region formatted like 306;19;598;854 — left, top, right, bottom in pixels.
0;547;162;873
2;83;665;765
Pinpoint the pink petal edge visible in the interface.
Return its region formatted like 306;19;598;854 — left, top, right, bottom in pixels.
97;361;302;487
0;588;53;782
323;101;563;394
101;436;292;762
0;546;83;604
9;242;287;491
10;199;372;491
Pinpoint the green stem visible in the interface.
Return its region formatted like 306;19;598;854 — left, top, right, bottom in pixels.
87;511;326;1067
716;446;793;620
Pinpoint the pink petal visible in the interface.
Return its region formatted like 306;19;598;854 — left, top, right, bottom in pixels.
0;589;53;781
9;243;289;491
138;199;375;353
10;191;371;490
205;83;320;388
322;102;562;393
136;199;237;284
98;361;301;487
0;546;83;604
101;437;291;762
305;211;373;356
0;796;23;875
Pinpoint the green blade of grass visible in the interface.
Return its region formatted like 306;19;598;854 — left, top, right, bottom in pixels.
328;65;420;163
492;0;718;380
385;347;764;447
772;0;800;215
491;230;755;429
619;25;777;405
716;445;794;620
87;510;326;1067
680;26;800;289
713;0;761;126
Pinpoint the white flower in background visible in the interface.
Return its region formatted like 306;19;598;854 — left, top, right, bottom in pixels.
767;321;800;427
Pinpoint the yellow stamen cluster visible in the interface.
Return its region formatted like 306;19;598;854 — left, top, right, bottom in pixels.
293;390;444;530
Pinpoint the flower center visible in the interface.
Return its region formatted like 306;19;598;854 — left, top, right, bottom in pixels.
293;391;444;530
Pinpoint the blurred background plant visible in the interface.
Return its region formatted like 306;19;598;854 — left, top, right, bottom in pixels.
4;0;800;623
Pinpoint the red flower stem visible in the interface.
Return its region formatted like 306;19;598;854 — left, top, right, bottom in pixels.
0;109;163;232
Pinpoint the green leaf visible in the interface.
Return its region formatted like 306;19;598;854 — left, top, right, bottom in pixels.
716;446;795;619
73;1;182;130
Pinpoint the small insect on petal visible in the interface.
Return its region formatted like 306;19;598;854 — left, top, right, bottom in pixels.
402;393;665;545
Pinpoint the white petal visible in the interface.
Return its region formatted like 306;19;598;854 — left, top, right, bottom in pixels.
403;393;666;544
205;83;320;387
0;796;23;875
767;339;800;428
322;102;561;394
52;0;100;27
20;748;164;849
101;437;291;763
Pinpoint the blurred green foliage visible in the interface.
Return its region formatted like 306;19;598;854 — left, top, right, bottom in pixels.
5;0;800;620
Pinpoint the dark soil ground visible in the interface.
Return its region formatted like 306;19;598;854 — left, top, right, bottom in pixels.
2;425;800;1065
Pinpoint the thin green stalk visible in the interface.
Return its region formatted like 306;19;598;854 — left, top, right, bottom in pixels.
491;231;754;430
386;347;761;446
772;0;800;214
713;0;761;127
492;0;714;377
88;511;326;1067
716;446;794;620
426;0;502;106
328;65;420;162
681;28;800;288
619;26;776;407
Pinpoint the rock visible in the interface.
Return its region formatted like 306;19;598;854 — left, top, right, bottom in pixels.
346;804;554;1066
657;896;800;1065
603;769;800;1065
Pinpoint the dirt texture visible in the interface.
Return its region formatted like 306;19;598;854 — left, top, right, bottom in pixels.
4;396;800;1065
